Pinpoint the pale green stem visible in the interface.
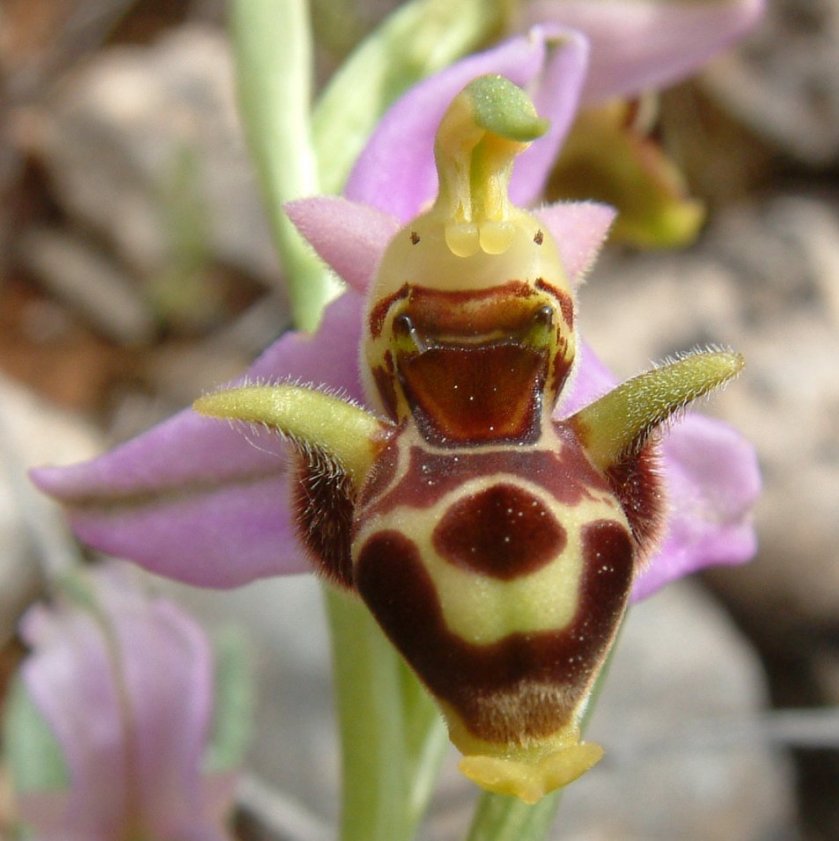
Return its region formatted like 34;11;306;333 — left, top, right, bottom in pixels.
398;659;450;825
325;588;447;841
310;5;508;839
230;0;342;331
466;792;561;841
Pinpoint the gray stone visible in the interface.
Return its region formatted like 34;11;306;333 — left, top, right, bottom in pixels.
18;226;156;345
703;0;839;165
30;25;282;288
164;576;795;840
0;375;102;645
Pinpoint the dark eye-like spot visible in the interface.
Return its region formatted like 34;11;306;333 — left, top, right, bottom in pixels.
533;304;553;329
393;313;414;336
410;231;421;244
534;229;544;245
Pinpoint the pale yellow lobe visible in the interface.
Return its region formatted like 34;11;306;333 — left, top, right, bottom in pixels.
479;220;515;254
445;705;604;804
459;740;604;804
445;222;481;258
372;205;566;297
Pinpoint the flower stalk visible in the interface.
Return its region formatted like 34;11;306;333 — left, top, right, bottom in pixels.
231;0;341;331
326;589;447;841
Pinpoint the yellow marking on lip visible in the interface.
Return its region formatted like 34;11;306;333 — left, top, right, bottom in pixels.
443;705;604;803
353;473;628;646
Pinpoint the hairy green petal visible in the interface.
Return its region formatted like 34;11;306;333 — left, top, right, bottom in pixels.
194;385;388;485
570;350;744;471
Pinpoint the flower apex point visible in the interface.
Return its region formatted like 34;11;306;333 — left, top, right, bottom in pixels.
458;740;604;803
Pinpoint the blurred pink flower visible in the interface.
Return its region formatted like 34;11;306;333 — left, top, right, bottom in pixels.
16;564;235;841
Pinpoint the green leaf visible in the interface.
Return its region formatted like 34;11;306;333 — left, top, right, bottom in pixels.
312;0;508;194
230;0;342;331
3;678;69;793
204;628;253;773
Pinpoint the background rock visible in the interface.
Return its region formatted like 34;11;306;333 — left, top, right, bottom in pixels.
0;374;101;645
25;25;283;290
703;0;839;166
18;226;156;345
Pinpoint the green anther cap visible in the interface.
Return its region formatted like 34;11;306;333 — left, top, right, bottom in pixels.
467;74;549;142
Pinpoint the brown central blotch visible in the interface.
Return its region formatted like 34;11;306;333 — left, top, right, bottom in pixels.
399;343;546;445
433;483;565;579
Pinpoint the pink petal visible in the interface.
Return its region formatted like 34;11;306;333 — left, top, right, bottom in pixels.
19;564;232;840
122;606;228;838
534;201;616;284
511;28;589;207
632;412;761;601
286;197;399;293
345;26;589;221
31;293;365;588
523;0;765;103
20;605;127;838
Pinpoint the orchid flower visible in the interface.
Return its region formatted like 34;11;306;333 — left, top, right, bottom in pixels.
31;10;760;597
5;563;237;841
26;2;762;831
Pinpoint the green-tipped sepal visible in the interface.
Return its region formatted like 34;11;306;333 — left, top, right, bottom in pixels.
194;384;388;484
195;385;392;586
569;350;744;472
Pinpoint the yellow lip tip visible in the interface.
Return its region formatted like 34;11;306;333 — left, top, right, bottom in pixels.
458;741;604;803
